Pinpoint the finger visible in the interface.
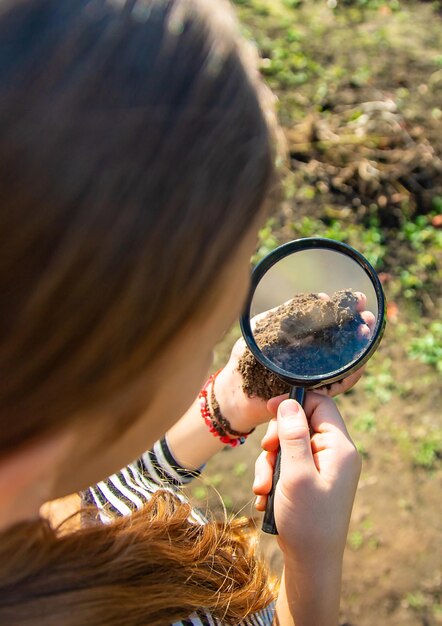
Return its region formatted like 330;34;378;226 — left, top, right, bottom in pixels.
310;432;329;454
354;292;367;312
250;304;281;331
357;323;371;340
332;367;365;394
231;336;247;358
303;392;351;439
255;495;267;511
316;366;365;397
250;310;270;331
360;310;376;331
261;417;279;452
310;433;330;472
253;449;277;495
277;400;315;475
266;394;289;417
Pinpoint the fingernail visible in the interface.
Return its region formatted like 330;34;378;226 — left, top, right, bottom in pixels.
267;395;289;417
279;399;300;418
357;324;370;340
270;393;288;403
255;495;264;509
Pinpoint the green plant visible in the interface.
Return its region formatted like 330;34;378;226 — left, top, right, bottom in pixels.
291;216;323;238
401;215;442;252
396;215;442;302
205;473;223;487
221;494;233;510
355;441;369;458
408;322;442;373
362;357;397;404
353;411;377;433
192;485;208;501
405;591;427;611
253;218;280;264
233;462;248;477
412;434;442;469
358;219;386;269
399;269;425;300
282;0;303;8
348;530;364;550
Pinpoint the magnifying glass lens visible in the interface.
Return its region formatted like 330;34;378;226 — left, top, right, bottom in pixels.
249;248;380;382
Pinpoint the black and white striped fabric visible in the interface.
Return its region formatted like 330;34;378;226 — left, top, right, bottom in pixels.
171;605;276;626
83;436;275;625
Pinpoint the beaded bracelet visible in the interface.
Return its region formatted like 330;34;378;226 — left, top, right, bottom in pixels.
198;370;254;447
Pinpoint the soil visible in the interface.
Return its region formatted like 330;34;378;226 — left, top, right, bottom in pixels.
238;290;368;399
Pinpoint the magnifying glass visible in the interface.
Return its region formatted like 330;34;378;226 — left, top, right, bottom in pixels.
240;238;386;534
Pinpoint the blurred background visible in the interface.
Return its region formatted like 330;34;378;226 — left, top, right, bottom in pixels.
185;1;442;625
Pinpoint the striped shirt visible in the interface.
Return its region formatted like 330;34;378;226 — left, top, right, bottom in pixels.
83;437;275;625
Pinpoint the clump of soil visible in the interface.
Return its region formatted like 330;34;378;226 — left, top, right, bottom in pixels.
238;289;369;400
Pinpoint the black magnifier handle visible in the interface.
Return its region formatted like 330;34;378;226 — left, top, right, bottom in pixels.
262;386;306;535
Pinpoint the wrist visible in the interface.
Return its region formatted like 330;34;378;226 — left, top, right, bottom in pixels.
279;558;343;626
198;370;254;448
281;541;345;579
283;552;343;583
213;366;249;433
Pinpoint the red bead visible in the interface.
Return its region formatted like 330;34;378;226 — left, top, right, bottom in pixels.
199;369;250;448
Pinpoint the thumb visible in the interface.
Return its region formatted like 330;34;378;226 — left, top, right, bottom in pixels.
277;399;314;474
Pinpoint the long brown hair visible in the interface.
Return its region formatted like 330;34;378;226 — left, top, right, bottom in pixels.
0;0;278;622
0;494;276;624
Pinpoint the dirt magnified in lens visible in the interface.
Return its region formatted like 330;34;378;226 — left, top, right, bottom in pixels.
238;289;370;400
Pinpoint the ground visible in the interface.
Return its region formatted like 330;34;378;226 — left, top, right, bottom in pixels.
187;2;442;624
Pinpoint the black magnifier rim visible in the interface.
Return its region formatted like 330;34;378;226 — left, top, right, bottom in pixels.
240;237;386;388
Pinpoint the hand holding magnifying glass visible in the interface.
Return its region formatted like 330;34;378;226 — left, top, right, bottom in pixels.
240;238;386;534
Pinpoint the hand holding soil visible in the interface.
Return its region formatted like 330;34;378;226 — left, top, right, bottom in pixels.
239;289;375;400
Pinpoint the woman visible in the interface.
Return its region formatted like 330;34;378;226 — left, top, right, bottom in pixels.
0;0;362;624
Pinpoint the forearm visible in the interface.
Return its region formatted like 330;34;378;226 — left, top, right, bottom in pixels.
165;396;227;470
274;558;343;626
165;366;254;470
